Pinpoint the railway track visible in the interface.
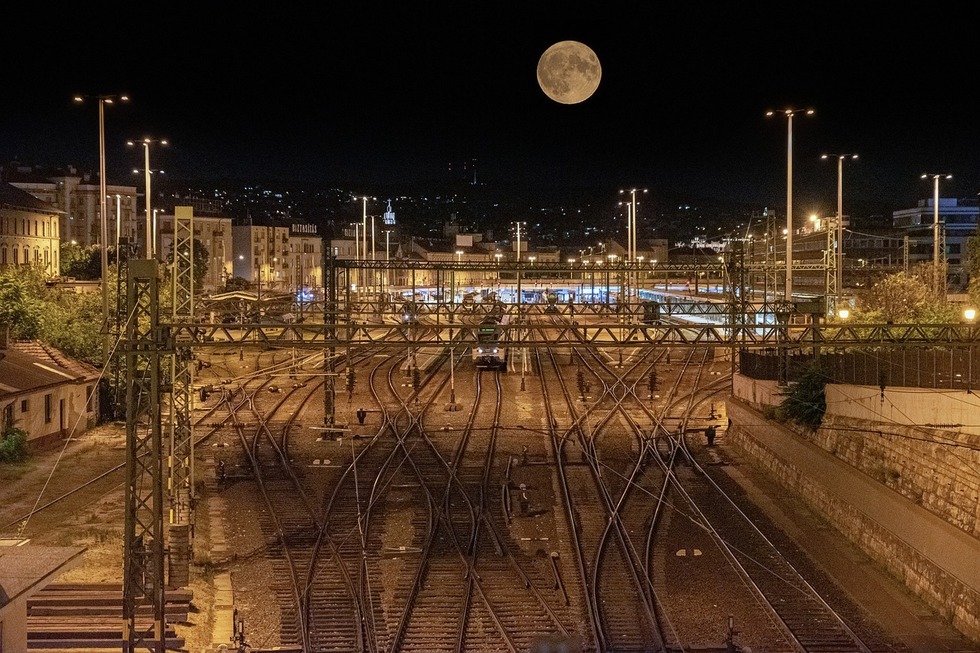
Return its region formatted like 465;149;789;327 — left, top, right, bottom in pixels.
531;313;882;652
25;584;190;651
209;312;907;652
13;312;931;652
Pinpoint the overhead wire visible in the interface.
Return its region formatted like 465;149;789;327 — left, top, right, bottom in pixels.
17;301;140;537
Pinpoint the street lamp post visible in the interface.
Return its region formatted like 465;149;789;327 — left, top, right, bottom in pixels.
127;137;168;258
352;222;360;294
514;221;527;391
74;93;128;362
370;214;377;295
619;188;647;305
966;308;976;392
383;229;393;297
152;208;160;259
767;108;814;301
821;153;858;308
114;193;122;255
515;221;525;307
455;250;463;304
922;173;953;295
360;197;368;263
515;221;524;263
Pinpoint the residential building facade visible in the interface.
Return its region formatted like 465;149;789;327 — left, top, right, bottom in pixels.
6;164;140;254
156;207;233;293
0;182;62;275
288;224;323;296
232;222;323;296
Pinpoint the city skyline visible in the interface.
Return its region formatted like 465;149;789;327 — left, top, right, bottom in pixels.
3;6;980;222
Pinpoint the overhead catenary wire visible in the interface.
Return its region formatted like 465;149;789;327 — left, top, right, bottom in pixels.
17;301;140;537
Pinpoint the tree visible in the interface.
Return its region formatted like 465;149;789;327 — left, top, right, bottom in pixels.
966;233;980;307
856;266;956;323
780;362;828;431
0;266;46;343
0;265;106;365
60;243;102;279
41;285;104;365
165;239;210;286
223;276;252;292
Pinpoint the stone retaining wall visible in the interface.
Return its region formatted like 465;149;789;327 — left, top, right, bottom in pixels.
726;375;980;642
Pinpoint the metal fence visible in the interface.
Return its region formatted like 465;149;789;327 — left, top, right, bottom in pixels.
739;347;980;390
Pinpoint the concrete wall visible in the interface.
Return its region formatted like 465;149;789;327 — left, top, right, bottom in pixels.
827;384;980;436
728;374;980;642
7;381;98;450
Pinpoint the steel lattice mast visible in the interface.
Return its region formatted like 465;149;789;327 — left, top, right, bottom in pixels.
122;259;166;653
168;207;195;585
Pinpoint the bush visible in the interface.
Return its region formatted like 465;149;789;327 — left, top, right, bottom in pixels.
0;425;30;463
779;363;828;430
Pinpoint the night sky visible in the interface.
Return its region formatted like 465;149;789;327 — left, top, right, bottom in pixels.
4;5;979;218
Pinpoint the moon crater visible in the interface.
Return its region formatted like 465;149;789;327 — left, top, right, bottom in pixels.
537;40;601;105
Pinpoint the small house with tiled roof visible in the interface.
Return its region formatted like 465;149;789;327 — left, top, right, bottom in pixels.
0;340;100;450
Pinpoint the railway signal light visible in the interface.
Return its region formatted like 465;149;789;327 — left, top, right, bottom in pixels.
346;368;356;396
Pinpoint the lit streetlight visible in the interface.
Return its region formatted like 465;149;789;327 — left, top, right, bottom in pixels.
767;107;814;300
821;153;858;306
618;188;647;262
454;250;463;303
357;196;375;263
74;92;128;361
514;221;526;262
921;172;953;294
127;137;168;257
967;308;977;392
112;193;122;257
152;208;160;258
619;188;647;303
383;229;393;296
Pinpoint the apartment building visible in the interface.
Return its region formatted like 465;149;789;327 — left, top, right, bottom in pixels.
0;182;62;275
232;222;322;295
6;164;139;254
156;207;233;293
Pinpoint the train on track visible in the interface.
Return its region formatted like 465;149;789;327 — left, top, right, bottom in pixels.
637;288;729;327
472;312;509;370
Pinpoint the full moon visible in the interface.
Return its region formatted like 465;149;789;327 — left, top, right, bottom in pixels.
536;40;601;104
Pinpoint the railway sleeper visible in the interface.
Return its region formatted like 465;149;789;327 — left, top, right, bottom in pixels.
28;637;184;651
